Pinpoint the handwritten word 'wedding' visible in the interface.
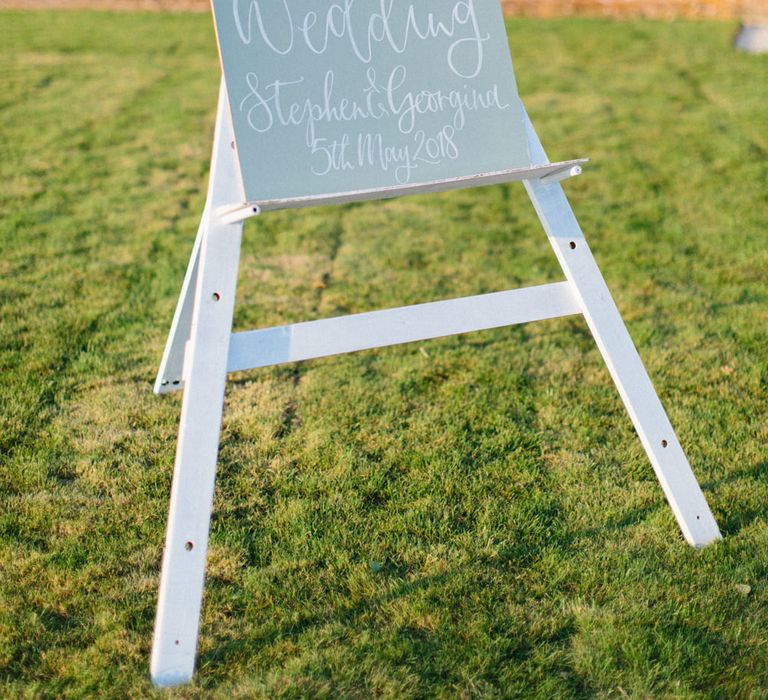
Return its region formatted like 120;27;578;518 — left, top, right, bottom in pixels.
233;0;490;79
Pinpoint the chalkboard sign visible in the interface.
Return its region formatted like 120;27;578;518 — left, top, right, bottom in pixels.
212;0;531;203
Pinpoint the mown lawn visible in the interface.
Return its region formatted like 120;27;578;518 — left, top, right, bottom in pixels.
1;10;767;699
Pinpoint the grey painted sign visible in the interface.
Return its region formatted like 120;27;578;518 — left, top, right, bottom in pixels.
212;1;531;202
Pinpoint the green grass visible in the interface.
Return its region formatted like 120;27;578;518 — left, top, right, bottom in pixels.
1;10;767;699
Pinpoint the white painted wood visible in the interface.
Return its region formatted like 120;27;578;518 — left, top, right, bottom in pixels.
154;218;203;394
541;164;583;184
150;80;245;687
522;111;721;547
225;282;579;374
217;159;588;223
219;204;261;225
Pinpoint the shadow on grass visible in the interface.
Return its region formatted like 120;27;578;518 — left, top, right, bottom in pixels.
573;459;768;544
188;459;767;692
198;569;454;671
196;562;589;695
702;459;768;538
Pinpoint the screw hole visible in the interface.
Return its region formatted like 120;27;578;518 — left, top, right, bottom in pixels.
569;241;577;250
161;381;169;387
185;541;194;551
661;439;668;448
696;515;701;520
212;292;221;302
175;639;180;646
172;380;180;386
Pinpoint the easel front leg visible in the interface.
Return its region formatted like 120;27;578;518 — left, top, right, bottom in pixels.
151;78;247;686
150;213;243;686
523;113;720;547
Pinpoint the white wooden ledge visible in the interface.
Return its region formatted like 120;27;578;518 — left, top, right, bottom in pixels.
218;159;588;224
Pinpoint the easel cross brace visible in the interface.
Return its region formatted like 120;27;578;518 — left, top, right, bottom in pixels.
149;81;721;688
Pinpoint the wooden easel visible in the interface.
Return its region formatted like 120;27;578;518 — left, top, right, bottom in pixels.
149;72;721;692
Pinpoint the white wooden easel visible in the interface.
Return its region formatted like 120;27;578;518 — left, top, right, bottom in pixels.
149;79;721;687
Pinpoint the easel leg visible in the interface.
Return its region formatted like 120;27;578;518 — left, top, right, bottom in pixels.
151;77;246;686
154;214;205;394
523;114;720;547
150;213;243;686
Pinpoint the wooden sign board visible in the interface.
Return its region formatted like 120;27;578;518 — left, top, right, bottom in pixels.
212;0;531;203
150;0;722;688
